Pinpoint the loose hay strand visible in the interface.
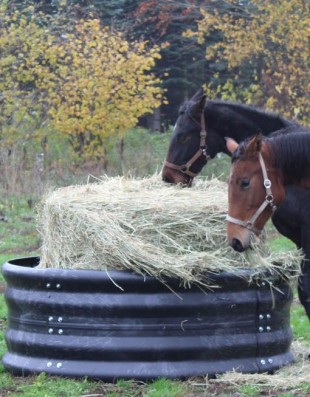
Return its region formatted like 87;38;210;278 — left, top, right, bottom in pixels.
207;341;310;389
37;174;301;286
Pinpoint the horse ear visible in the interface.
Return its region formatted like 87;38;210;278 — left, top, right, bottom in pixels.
191;87;205;101
245;133;262;155
225;137;239;154
198;94;207;111
191;89;206;114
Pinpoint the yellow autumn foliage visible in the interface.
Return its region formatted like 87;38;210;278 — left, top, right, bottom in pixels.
0;4;163;158
192;0;309;122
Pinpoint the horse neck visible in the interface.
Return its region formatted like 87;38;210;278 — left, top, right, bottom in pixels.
205;101;293;141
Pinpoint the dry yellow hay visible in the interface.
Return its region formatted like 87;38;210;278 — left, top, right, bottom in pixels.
205;340;310;389
37;174;301;287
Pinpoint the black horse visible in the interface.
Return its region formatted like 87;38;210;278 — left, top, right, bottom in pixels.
162;88;297;185
162;88;309;319
273;186;310;319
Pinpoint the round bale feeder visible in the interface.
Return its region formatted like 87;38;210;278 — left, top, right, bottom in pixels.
2;257;294;380
1;177;299;380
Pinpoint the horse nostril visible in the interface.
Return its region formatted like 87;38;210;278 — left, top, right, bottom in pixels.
162;175;173;183
231;238;245;252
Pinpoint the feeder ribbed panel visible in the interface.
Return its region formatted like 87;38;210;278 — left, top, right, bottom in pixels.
2;257;294;381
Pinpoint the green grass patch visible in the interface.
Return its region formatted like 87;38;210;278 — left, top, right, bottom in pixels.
0;196;40;282
0;196;40;256
291;302;310;342
237;384;260;397
4;373;98;397
300;382;310;396
268;235;296;252
143;378;187;397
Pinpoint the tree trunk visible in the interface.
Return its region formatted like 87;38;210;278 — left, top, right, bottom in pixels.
152;107;161;133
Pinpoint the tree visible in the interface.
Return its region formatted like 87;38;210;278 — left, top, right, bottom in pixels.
0;2;50;149
127;1;210;128
0;2;163;163
36;19;163;160
191;0;309;122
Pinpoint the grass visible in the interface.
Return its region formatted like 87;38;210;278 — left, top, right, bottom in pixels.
291;302;310;341
0;196;40;255
0;372;98;397
0;155;309;396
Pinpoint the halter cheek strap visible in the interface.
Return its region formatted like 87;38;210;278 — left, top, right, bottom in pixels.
226;153;277;235
164;110;210;178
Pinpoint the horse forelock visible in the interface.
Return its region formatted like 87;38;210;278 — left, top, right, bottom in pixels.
231;136;255;163
231;147;243;163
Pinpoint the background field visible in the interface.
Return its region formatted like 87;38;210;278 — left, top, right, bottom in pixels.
0;129;309;397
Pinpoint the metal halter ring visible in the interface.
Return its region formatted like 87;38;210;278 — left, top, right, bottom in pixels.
246;221;254;230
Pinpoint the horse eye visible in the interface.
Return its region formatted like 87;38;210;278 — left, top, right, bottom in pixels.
240;179;250;189
177;134;190;144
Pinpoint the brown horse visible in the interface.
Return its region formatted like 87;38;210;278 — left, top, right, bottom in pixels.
226;128;310;319
226;128;310;251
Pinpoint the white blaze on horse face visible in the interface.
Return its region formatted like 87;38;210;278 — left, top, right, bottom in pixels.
173;120;178;133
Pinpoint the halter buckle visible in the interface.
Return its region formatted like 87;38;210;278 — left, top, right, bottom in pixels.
264;179;272;189
265;194;274;204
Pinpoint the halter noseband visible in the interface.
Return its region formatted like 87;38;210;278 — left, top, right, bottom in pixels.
164;108;210;178
226;153;277;235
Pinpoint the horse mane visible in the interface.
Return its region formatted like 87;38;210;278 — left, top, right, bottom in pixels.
231;125;309;165
231;135;254;163
206;100;296;130
179;96;297;133
268;127;310;182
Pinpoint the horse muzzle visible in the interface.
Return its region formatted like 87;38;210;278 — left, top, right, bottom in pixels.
227;223;260;252
161;165;193;186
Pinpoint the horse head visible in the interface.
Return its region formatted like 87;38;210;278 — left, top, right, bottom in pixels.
162;88;209;185
162;88;296;187
226;134;285;252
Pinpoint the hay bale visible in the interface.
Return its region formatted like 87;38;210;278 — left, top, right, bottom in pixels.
37;175;301;286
